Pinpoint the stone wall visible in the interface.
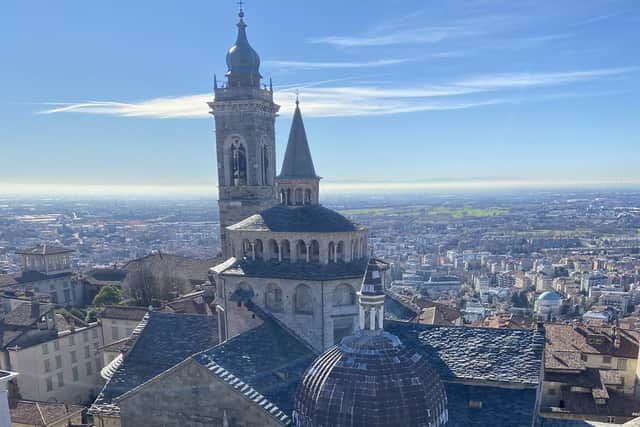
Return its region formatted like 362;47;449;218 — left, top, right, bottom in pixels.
119;359;284;427
219;275;361;351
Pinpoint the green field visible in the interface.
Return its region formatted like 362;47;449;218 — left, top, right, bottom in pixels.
339;205;509;220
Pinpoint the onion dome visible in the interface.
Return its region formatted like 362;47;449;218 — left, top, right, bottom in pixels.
293;257;448;427
225;9;261;86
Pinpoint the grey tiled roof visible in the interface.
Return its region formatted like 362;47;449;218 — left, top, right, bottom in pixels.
194;307;315;423
92;312;218;408
445;382;537;427
219;258;368;281
277;103;318;180
15;245;74;255
385;321;544;385
227;205;362;233
0;271;71;287
384;295;418;322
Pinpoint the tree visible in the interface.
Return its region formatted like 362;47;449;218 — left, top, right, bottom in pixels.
122;262;190;307
93;285;123;306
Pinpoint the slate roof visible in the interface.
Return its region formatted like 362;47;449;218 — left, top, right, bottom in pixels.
278;102;318;180
194;308;315;423
92;312;218;410
227;205;361;233
9;400;84;427
123;252;217;286
0;271;71;288
383;295;418;322
4;302;54;328
445;382;537;427
15;245;74;256
97;306;148;322
385;321;544;386
219;258;368;281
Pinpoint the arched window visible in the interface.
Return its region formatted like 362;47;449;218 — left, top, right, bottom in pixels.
230;140;247;186
242;239;252;259
279;189;287;205
265;283;283;312
333;284;356;306
328;242;336;263
309;240;320;263
296;240;307;262
286;189;292;206
336;241;345;263
281;240;291;262
260;144;269;185
294;189;304;205
268;239;279;262
304;189;312;205
254;240;263;260
295;284;313;314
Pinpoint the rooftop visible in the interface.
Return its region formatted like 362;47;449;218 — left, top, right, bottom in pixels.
9;400;84;427
15;245;74;256
227;205;362;233
218;258;368;281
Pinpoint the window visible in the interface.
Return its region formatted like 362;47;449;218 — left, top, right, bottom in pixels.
55;355;62;370
86;361;93;376
111;326;119;341
71;350;77;363
294;284;313;314
468;400;483;409
333;284;356;306
43;359;51;373
72;366;79;382
53;340;60;351
603;356;612;364
69;335;75;346
57;372;64;387
230;140;247;186
617;359;627;369
85;346;91;358
260;143;269;185
265;283;284;312
581;354;587;362
46;377;53;392
42;343;49;355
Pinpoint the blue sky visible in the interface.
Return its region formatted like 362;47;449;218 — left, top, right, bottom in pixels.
1;0;639;195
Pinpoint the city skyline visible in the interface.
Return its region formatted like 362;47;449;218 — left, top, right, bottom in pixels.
2;0;640;195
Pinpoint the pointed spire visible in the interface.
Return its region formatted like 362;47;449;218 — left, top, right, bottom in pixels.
278;99;318;180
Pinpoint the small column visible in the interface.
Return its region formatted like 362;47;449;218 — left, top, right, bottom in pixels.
377;306;384;329
250;242;256;261
278;243;283;262
306;241;310;263
359;306;365;330
369;307;376;331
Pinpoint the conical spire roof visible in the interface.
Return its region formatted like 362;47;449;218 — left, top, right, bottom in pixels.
278;102;319;180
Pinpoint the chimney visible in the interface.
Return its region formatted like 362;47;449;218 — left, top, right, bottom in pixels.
30;297;40;320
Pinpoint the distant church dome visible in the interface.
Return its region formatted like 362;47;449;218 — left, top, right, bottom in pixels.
538;291;561;301
293;259;448;427
225;10;261;80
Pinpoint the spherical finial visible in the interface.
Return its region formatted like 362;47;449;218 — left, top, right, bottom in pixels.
237;0;245;18
295;89;300;106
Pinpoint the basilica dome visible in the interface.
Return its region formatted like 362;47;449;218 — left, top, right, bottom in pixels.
293;331;448;427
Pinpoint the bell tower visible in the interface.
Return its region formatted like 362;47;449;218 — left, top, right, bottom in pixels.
209;7;279;257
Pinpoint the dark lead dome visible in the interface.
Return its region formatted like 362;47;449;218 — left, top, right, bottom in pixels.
226;12;261;81
293;331;448;427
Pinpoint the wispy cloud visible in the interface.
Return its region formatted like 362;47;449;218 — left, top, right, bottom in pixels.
308;26;475;47
40;67;635;119
454;68;635;90
263;58;413;70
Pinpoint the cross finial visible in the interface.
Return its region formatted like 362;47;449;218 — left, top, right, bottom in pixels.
237;0;245;18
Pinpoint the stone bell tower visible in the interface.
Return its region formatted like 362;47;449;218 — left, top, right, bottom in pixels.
209;7;280;257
